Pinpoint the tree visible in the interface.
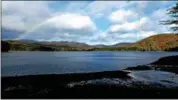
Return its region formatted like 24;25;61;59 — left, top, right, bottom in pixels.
160;2;178;33
1;41;10;52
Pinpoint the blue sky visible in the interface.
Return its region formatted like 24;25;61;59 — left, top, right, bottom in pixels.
2;1;177;45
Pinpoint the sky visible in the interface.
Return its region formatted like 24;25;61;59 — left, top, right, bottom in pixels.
2;1;177;45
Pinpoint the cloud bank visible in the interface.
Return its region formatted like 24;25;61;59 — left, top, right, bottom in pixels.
2;1;176;45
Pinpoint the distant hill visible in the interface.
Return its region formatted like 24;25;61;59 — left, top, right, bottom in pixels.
18;39;38;44
92;44;109;48
2;34;178;51
5;40;55;51
132;34;178;51
11;40;92;49
111;42;132;47
3;40;94;51
40;41;92;49
91;42;132;48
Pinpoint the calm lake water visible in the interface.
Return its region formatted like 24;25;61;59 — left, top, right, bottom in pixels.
2;51;178;76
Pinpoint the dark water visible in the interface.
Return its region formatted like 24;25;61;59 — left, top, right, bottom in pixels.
2;51;178;76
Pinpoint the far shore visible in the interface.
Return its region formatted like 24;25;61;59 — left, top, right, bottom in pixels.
3;50;178;52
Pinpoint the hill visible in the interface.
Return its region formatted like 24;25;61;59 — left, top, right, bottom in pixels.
111;42;132;47
131;34;178;51
2;34;178;51
3;40;134;51
39;41;92;50
5;40;56;51
91;42;132;48
4;40;94;51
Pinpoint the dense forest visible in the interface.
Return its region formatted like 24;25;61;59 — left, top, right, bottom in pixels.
1;34;178;51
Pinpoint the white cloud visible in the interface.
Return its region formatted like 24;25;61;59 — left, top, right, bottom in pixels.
106;5;172;43
119;33;136;38
2;15;26;31
2;1;51;31
146;8;171;33
85;1;128;18
109;17;149;33
151;8;168;21
2;1;176;44
85;1;149;19
109;9;138;23
139;31;156;38
47;13;96;31
105;5;171;44
19;13;97;41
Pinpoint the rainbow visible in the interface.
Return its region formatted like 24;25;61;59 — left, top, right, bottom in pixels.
15;16;56;40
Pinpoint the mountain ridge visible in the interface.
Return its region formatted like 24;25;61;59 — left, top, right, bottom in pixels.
2;34;178;51
4;39;132;48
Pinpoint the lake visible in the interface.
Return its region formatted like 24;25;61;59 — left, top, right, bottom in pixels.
2;51;178;76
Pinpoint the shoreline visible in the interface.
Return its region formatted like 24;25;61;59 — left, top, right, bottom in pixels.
2;70;178;99
124;55;178;74
3;50;178;52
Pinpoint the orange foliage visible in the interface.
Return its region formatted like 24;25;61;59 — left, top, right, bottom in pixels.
132;34;178;51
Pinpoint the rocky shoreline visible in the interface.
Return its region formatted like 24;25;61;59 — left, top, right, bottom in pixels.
124;55;178;74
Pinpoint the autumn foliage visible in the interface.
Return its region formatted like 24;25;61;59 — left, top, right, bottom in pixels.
132;34;178;51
